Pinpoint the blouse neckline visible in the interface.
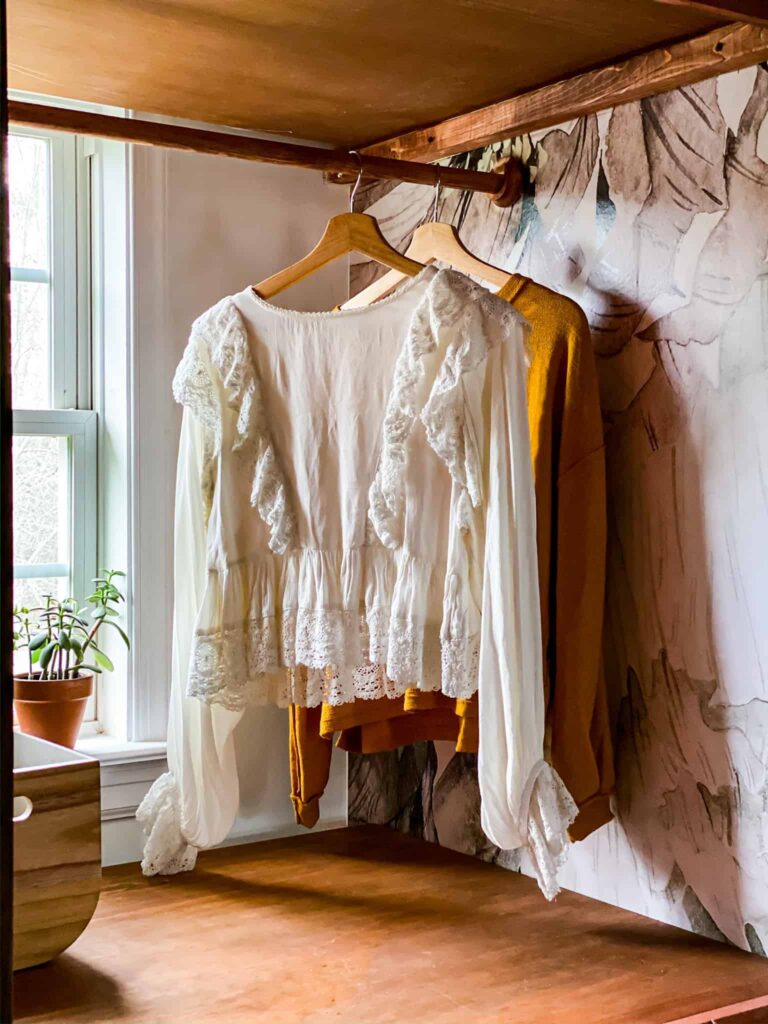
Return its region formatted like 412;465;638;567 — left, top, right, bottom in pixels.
245;264;436;321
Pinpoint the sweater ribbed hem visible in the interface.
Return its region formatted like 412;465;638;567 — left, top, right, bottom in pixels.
568;793;613;842
292;793;321;829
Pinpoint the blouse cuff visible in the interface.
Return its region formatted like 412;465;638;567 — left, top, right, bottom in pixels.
137;771;199;876
525;761;578;901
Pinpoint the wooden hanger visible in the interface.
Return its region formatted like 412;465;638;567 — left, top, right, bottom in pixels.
253;212;425;300
342;220;509;309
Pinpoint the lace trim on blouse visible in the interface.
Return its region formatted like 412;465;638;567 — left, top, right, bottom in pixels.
186;608;478;711
366;281;436;549
173;296;296;555
137;772;198;876
369;270;528;545
174;272;527;556
173;273;527;711
525;763;579;901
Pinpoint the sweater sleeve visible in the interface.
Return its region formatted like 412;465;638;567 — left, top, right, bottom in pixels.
477;335;577;900
137;408;244;875
551;313;614;839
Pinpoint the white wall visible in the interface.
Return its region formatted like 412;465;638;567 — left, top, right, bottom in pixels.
101;143;349;864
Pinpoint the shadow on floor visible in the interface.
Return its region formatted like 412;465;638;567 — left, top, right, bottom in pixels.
14;953;129;1022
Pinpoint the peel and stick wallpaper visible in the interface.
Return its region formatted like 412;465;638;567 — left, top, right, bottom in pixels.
348;65;768;952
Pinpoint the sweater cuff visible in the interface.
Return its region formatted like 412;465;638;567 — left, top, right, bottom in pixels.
568;793;613;842
292;793;321;829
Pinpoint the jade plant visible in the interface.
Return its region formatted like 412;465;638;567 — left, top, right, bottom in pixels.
12;569;130;680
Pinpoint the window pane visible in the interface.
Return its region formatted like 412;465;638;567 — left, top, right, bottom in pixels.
11;280;51;408
13;576;68;616
9;134;50;272
13;576;68;675
12;434;69;598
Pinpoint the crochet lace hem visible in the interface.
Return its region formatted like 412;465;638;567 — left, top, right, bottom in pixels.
186;611;479;711
525;763;579;902
136;772;198;877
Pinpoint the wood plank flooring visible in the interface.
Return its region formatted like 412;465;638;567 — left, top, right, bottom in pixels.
13;826;768;1024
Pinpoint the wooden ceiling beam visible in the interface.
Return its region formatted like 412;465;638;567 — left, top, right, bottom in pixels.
654;0;768;26
362;21;768;163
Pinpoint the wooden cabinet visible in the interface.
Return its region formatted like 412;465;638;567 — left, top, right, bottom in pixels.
13;732;101;971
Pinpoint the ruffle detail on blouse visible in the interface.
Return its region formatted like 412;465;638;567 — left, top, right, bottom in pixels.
172;327;220;439
173;297;296;555
525;763;579;902
367;279;438;549
420;272;528;531
136;771;198;876
184;547;479;711
369;269;529;546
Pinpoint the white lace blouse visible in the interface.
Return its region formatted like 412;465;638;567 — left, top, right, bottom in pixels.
138;266;577;898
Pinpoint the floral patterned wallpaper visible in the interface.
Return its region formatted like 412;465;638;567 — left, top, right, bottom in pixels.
348;64;768;952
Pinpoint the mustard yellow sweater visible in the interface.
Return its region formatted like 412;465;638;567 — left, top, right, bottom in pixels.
289;275;614;842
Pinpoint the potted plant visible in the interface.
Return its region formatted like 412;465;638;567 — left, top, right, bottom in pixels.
12;569;130;748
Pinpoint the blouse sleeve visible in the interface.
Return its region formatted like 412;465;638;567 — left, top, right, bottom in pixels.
477;333;578;900
137;407;243;875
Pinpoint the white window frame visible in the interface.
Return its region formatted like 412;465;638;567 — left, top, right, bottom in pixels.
12;409;98;606
10;126;85;410
11;100;170;858
10;126;100;723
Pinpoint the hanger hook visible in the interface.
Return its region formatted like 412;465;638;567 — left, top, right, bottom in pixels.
349;150;364;212
432;165;442;222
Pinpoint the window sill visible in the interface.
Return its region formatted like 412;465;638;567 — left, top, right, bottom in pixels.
76;733;167;765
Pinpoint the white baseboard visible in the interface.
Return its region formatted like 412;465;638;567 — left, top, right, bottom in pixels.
103;815;349;868
96;745;348;868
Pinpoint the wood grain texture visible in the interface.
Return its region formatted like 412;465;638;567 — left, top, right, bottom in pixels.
8;0;728;147
253;213;424;299
12;827;768;1024
342;221;510;309
668;996;768;1023
364;22;768;161
14;758;101;971
654;1;768;27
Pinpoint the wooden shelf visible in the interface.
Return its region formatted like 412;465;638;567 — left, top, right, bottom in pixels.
365;21;768;162
7;0;754;150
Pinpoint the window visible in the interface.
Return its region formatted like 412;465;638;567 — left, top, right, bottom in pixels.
10;128;97;704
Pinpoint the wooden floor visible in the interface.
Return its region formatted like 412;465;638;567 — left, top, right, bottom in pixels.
13;826;768;1024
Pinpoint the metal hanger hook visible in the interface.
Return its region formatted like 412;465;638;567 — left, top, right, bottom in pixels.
349;150;364;212
432;166;442;222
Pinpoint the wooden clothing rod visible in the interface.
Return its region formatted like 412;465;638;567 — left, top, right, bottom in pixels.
8;102;523;206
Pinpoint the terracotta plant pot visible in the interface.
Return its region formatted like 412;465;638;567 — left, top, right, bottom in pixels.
13;672;94;749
